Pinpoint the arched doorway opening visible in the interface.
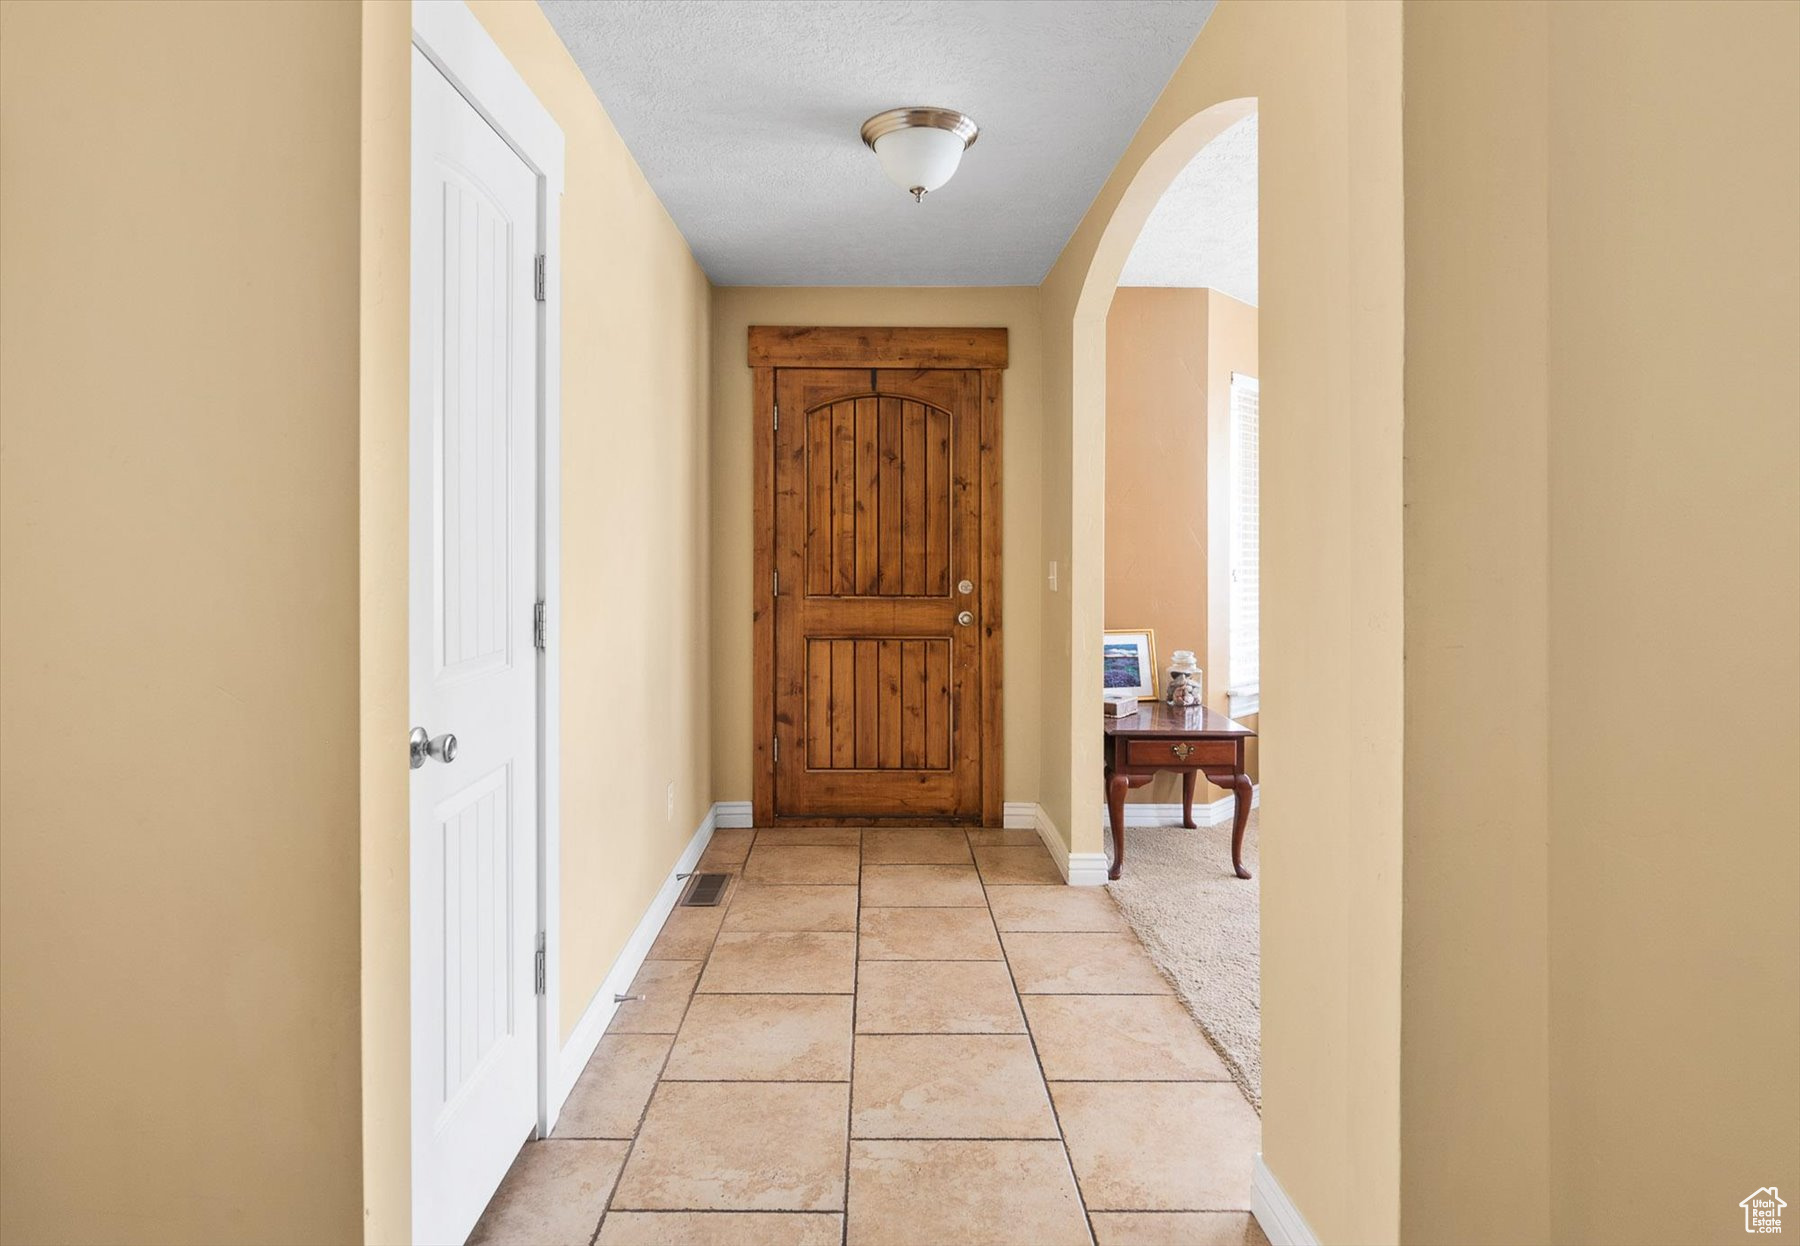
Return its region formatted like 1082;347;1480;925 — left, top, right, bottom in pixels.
1096;103;1264;1109
1061;96;1257;864
1058;99;1260;875
1038;7;1409;1236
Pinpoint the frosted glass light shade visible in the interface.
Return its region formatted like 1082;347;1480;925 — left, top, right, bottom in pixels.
874;126;967;199
861;108;979;202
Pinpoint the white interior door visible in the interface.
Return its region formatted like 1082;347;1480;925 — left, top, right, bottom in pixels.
410;43;540;1246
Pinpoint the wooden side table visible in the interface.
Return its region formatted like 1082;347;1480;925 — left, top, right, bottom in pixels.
1102;702;1257;880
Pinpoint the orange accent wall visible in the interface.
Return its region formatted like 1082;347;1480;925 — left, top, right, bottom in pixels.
1105;287;1259;802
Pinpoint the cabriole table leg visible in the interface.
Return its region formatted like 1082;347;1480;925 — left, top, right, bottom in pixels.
1105;768;1130;881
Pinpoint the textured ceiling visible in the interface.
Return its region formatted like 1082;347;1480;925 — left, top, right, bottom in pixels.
1119;112;1256;304
538;0;1216;286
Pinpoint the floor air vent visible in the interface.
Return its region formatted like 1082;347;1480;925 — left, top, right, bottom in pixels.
679;872;731;907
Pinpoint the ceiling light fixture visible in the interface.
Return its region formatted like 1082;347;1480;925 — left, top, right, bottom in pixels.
861;107;980;203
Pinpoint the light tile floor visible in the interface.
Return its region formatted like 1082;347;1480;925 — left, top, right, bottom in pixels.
470;826;1268;1246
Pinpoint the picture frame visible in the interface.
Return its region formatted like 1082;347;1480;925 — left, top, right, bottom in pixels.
1102;628;1158;700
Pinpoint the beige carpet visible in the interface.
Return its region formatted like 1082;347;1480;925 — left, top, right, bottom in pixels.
1105;810;1261;1108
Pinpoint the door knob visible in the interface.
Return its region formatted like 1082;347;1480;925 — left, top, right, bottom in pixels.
956;610;974;627
410;726;458;769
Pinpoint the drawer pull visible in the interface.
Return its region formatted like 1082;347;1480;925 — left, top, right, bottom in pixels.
1171;742;1194;760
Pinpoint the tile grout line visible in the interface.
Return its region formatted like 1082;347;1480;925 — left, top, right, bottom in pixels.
588;869;743;1245
561;830;1091;1243
979;841;1102;1246
654;1077;851;1084
842;834;862;1246
1011;1075;1236;1083
1084;1205;1262;1214
601;1208;842;1216
600;1202;1266;1216
846;1028;1032;1035
1015;881;1264;1214
583;1141;632;1246
606;1207;844;1217
669;990;856;998
995;864;1255;1226
845;1134;1067;1143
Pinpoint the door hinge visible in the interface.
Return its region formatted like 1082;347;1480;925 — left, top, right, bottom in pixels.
533;254;546;302
534;932;546;996
773;401;779;431
773;734;779;764
772;569;779;598
532;599;547;652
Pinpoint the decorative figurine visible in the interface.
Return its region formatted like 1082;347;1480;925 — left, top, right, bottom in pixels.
1165;650;1203;708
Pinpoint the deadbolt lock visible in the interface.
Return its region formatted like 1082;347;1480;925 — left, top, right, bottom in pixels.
957;579;974;595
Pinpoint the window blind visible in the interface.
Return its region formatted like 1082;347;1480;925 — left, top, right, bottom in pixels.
1228;373;1260;707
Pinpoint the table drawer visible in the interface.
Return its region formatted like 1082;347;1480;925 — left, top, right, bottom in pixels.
1122;738;1238;769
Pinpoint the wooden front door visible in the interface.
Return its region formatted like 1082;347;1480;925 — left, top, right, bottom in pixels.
752;328;1005;825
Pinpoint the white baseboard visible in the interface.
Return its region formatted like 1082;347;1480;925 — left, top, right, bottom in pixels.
1065;835;1111;886
1097;784;1259;829
1030;805;1071;882
1002;802;1108;886
712;800;754;829
546;804;718;1129
1252;1153;1320;1246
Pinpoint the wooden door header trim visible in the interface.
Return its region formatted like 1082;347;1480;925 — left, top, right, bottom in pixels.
748;325;1008;370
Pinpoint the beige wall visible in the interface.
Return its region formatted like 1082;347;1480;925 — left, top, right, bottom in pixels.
709;287;1043;808
0;3;365;1242
356;2;716;1237
1401;3;1553;1240
1542;2;1799;1240
462;0;713;1051
1106;287;1208;787
1038;4;1406;1241
358;0;411;1239
1104;287;1258;802
1;1;713;1240
1402;3;1799;1242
